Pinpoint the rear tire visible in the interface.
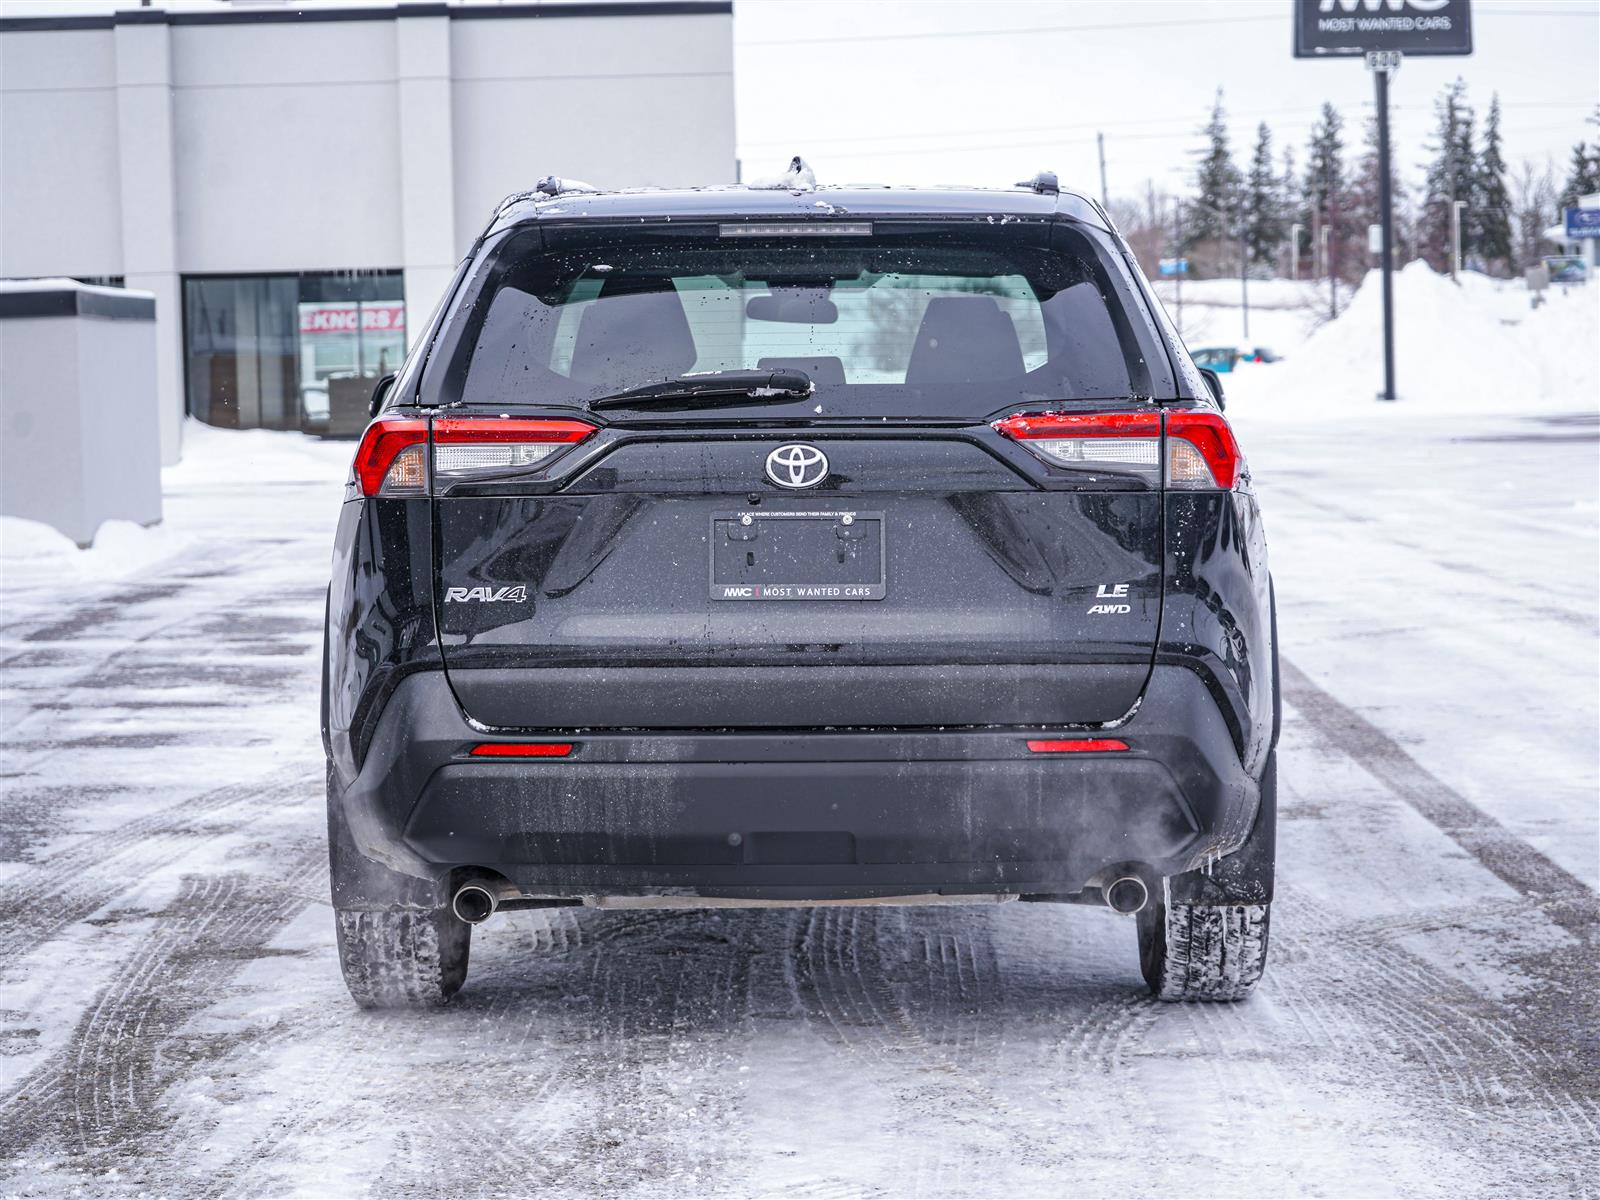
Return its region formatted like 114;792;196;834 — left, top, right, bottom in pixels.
1137;899;1270;1002
335;907;471;1009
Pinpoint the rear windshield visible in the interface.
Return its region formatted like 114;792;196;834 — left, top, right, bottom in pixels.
425;219;1169;418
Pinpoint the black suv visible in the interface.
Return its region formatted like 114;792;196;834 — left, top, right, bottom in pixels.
322;174;1278;1009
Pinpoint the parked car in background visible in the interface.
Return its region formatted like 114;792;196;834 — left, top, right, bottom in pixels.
1192;346;1239;373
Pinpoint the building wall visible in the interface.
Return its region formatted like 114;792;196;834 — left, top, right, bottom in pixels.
0;2;736;461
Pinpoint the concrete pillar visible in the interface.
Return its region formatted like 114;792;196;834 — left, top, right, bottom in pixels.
396;14;458;349
0;282;163;546
113;17;184;465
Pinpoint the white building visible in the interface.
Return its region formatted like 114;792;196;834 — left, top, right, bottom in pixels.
0;1;736;461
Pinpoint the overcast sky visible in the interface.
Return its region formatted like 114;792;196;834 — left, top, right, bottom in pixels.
4;0;1596;201
732;0;1599;200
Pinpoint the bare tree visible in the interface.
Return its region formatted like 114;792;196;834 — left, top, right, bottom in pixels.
1510;159;1558;273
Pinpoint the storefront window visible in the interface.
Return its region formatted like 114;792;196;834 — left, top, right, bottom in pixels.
183;270;404;433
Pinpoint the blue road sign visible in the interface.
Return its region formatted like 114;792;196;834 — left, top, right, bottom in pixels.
1159;259;1190;277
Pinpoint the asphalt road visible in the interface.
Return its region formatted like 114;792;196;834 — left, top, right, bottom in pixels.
1;410;1595;1198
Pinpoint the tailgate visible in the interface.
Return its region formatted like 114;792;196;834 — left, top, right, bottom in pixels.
434;429;1162;729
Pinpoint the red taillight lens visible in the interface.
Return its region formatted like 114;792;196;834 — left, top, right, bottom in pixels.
469;742;574;758
992;411;1162;476
1026;738;1130;753
432;417;597;484
1166;410;1242;490
992;409;1242;491
353;418;428;497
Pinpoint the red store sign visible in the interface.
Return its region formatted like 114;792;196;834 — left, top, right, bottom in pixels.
299;303;407;335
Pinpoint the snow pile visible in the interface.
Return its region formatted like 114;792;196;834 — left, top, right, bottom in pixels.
0;420;350;578
166;418;353;487
1226;262;1597;419
1523;282;1600;410
0;514;188;577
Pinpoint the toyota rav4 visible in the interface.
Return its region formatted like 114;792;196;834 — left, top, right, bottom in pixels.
322;173;1279;1009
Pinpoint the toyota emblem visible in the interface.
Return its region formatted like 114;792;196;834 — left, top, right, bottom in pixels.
764;444;829;489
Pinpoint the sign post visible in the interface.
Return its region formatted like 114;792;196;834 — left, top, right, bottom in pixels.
1370;50;1399;401
1293;0;1474;403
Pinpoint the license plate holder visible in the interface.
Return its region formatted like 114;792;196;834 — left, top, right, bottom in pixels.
710;510;886;601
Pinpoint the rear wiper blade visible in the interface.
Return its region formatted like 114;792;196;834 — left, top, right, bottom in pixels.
588;369;812;411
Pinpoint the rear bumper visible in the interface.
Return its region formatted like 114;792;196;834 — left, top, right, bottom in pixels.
330;665;1266;906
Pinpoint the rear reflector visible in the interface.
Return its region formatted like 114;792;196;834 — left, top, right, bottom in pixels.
469;743;574;758
1026;738;1130;754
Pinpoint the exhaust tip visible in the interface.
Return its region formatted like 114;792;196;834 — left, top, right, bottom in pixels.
452;884;497;925
1105;876;1149;916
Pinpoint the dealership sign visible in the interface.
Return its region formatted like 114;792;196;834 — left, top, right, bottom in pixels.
298;303;406;335
1565;208;1600;239
1293;0;1473;58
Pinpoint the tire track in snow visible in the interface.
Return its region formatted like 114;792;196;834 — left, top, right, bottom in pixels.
1281;657;1597;937
0;767;318;967
788;905;1107;1195
0;848;324;1183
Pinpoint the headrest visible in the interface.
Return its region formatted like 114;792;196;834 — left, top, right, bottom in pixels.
905;296;1024;385
568;283;696;387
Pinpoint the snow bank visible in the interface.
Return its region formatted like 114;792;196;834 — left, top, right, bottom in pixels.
166;418;354;487
0;421;350;580
0;514;188;577
1225;262;1598;419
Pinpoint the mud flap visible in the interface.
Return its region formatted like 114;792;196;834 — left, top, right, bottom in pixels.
327;761;455;911
1165;748;1276;906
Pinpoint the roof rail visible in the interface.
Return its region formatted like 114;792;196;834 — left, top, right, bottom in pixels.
1016;170;1059;196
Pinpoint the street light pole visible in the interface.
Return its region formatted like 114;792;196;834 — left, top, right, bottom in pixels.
1290;222;1304;280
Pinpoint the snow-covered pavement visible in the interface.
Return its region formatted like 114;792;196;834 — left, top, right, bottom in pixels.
2;286;1597;1197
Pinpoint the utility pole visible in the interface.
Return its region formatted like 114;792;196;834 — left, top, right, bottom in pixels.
1321;225;1337;319
1369;50;1399;401
1097;132;1109;208
1173;199;1184;337
1239;208;1251;341
1451;199;1467;281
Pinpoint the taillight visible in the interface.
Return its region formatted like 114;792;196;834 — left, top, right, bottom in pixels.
432;417;596;488
353;418;428;497
992;409;1242;491
1166;410;1242;490
992;412;1162;479
351;416;598;497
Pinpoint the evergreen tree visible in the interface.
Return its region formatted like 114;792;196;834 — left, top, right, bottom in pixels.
1556;142;1600;211
1347;117;1387;267
1419;78;1477;270
1556;108;1600;211
1475;94;1513;269
1280;144;1305;274
1189;88;1241;249
1243;123;1284;266
1303;102;1346;279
